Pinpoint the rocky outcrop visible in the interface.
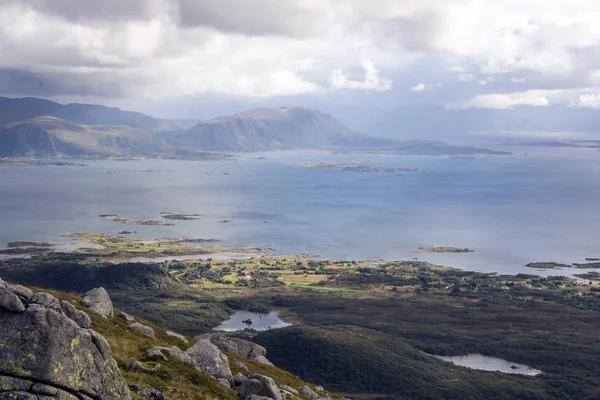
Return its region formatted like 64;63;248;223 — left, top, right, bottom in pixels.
238;374;282;400
144;343;234;385
129;322;156;339
0;284;131;399
184;339;234;385
129;361;162;373
198;333;273;366
119;311;135;323
279;385;299;395
165;330;188;343
298;386;319;399
81;287;114;317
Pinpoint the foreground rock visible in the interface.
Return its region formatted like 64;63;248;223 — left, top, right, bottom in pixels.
239;373;282;400
184;339;234;384
298;386;319;399
199;333;274;366
0;284;131;399
129;322;156;339
82;287;114;317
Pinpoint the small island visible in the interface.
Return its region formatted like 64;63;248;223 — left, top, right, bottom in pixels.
525;262;571;269
418;247;474;253
99;214;174;226
161;212;202;221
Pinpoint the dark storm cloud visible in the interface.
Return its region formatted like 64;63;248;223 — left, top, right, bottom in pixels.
176;0;323;37
8;0;323;37
7;0;162;22
0;68;138;98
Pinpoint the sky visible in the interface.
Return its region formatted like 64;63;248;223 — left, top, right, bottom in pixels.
1;0;600;121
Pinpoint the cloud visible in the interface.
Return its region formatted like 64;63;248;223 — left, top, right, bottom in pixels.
511;77;526;83
329;61;392;92
451;91;551;109
570;94;600;108
411;83;427;92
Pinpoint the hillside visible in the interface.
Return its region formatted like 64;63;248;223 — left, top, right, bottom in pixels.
0;96;197;134
0;279;341;400
169;107;372;152
0;116;172;157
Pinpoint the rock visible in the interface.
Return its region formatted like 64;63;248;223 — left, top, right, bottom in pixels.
298;386;319;399
138;387;171;400
234;372;246;385
144;347;169;361
0;278;5;288
234;360;249;371
29;292;61;311
279;385;299;395
129;322;156;339
239;374;282;400
0;288;25;313
184;339;234;384
119;311;136;323
145;346;188;362
81;287;114;317
198;333;273;365
218;378;231;388
129;361;162;373
315;386;324;392
0;295;131;399
5;284;33;301
247;396;273;400
59;300;91;329
166;330;188;343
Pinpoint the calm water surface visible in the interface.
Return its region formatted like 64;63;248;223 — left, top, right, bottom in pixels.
1;148;599;276
432;353;542;376
213;311;291;331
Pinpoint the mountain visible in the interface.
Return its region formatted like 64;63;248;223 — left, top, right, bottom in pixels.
169;107;375;151
0;116;172;157
0;96;198;134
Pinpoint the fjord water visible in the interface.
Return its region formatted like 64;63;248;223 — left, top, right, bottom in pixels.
1;147;599;275
431;354;542;376
214;311;292;332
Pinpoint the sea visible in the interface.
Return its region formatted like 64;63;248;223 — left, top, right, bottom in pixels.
1;145;599;277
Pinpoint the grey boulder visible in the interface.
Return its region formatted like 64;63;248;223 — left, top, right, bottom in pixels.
0;303;131;399
184;339;234;384
119;311;136;323
166;330;188;343
129;322;156;339
298;386;319;399
60;300;92;329
81;287;114;317
5;284;33;302
199;333;273;365
239;374;282;400
0;288;25;313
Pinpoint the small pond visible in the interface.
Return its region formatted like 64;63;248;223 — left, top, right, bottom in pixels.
431;353;542;376
213;311;292;332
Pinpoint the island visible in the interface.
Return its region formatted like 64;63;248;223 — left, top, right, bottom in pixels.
418;246;474;253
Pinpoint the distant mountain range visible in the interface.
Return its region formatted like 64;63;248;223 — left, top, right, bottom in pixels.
0;96;506;158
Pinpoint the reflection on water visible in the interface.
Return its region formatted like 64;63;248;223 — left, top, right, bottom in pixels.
431;353;542;376
213;311;291;332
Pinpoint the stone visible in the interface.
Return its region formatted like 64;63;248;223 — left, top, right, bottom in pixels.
31;383;59;396
138;387;171;400
5;284;33;302
298;386;319;399
0;288;25;313
145;346;188;362
198;333;273;365
59;300;91;329
238;374;282;400
234;372;246;385
119;311;136;323
0;301;131;399
129;322;156;339
0;392;38;399
129;361;162;373
314;386;324;392
279;385;299;395
81;287;113;317
165;330;188;343
0;277;6;288
234;360;249;371
218;378;231;388
29;292;60;311
247;396;273;400
183;339;234;384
